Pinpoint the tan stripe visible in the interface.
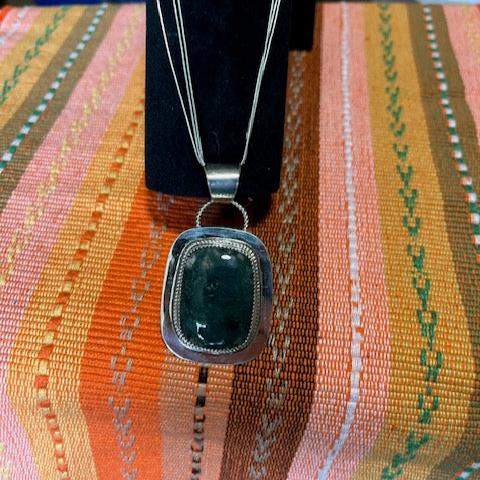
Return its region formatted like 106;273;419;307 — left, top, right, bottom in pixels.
219;16;321;476
408;6;480;477
354;4;473;478
0;7;84;129
0;6;119;213
7;55;145;480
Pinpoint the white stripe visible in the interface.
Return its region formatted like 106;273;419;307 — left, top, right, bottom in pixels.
467;192;477;204
0;7;30;47
0;5;108;176
457;461;480;479
318;5;363;478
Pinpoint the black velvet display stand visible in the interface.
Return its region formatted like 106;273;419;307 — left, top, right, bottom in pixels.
145;0;297;199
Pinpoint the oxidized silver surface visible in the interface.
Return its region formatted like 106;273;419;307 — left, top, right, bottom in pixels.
161;227;272;365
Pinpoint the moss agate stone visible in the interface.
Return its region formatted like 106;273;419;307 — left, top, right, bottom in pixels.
177;246;255;351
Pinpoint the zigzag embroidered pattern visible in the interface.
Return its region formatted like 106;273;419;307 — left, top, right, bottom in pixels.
0;4;107;174
247;51;304;480
0;5;142;287
378;4;442;478
108;193;171;480
0;3;479;478
33;97;144;479
0;6;69;107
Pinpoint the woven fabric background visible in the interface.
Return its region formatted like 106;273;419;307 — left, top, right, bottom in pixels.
0;3;480;479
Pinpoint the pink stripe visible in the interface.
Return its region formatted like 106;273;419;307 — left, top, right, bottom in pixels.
0;6;145;478
288;5;390;478
324;4;390;477
0;8;41;63
444;6;480;152
287;6;353;478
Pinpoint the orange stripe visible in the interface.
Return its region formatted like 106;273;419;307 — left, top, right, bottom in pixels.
34;98;144;479
157;201;200;479
79;185;172;478
0;6;13;24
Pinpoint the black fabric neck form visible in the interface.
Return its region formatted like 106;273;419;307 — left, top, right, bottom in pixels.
145;0;292;199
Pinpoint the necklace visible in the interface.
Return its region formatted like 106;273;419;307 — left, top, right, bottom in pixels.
156;0;282;364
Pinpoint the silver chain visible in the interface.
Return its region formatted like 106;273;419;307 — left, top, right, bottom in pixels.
155;0;283;168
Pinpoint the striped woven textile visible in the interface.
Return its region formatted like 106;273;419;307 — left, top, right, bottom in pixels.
1;2;480;479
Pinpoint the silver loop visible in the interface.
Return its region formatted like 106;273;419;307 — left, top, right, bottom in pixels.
204;164;240;203
195;200;249;231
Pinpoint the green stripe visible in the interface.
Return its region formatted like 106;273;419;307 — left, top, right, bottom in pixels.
406;6;480;479
0;5;119;213
0;6;70;107
376;4;445;478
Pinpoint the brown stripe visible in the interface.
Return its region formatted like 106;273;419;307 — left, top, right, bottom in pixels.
191;366;209;480
218;7;322;480
0;5;119;212
408;5;480;477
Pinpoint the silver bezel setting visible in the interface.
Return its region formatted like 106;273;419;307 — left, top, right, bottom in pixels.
161;227;272;365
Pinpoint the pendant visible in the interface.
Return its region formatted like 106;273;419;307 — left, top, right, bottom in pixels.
161;165;272;364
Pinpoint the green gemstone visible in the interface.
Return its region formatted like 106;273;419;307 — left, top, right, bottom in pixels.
177;245;255;351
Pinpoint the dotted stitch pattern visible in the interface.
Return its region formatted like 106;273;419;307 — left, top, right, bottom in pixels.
422;5;480;264
0;5;143;288
33;97;144;479
0;4;108;174
455;461;480;480
0;6;69;107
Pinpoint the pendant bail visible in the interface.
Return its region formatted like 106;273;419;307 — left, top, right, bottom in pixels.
204;164;240;203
